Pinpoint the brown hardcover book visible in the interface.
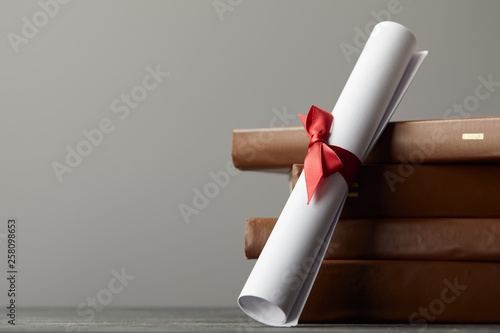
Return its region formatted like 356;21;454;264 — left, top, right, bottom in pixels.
300;260;500;323
245;217;500;261
290;164;500;218
232;116;500;169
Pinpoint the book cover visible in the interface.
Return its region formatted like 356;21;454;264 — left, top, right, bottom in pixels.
232;116;500;169
246;217;500;261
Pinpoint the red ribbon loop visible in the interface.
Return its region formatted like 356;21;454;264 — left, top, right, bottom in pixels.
299;105;361;204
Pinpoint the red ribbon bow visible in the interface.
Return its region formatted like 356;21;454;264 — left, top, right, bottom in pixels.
299;105;361;204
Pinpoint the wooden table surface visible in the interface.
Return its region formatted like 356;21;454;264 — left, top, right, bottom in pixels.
1;307;498;332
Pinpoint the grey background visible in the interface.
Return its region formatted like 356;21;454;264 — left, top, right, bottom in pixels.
0;0;499;310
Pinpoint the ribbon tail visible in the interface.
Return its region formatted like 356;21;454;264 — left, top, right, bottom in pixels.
322;144;344;177
303;144;323;204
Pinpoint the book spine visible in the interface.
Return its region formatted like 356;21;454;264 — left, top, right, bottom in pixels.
231;127;307;169
232;116;500;169
301;260;500;323
246;217;500;261
291;164;500;218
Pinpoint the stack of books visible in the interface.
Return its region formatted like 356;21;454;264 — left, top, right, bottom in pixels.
232;116;500;323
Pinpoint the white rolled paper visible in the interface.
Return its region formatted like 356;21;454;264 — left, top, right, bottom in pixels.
238;21;428;327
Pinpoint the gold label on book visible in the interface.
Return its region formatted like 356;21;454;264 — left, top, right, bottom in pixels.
347;192;358;198
462;133;484;140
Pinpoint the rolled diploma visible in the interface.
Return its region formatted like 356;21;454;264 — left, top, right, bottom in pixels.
238;21;428;327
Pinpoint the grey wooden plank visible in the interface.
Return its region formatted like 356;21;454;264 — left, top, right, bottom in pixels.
0;307;498;333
